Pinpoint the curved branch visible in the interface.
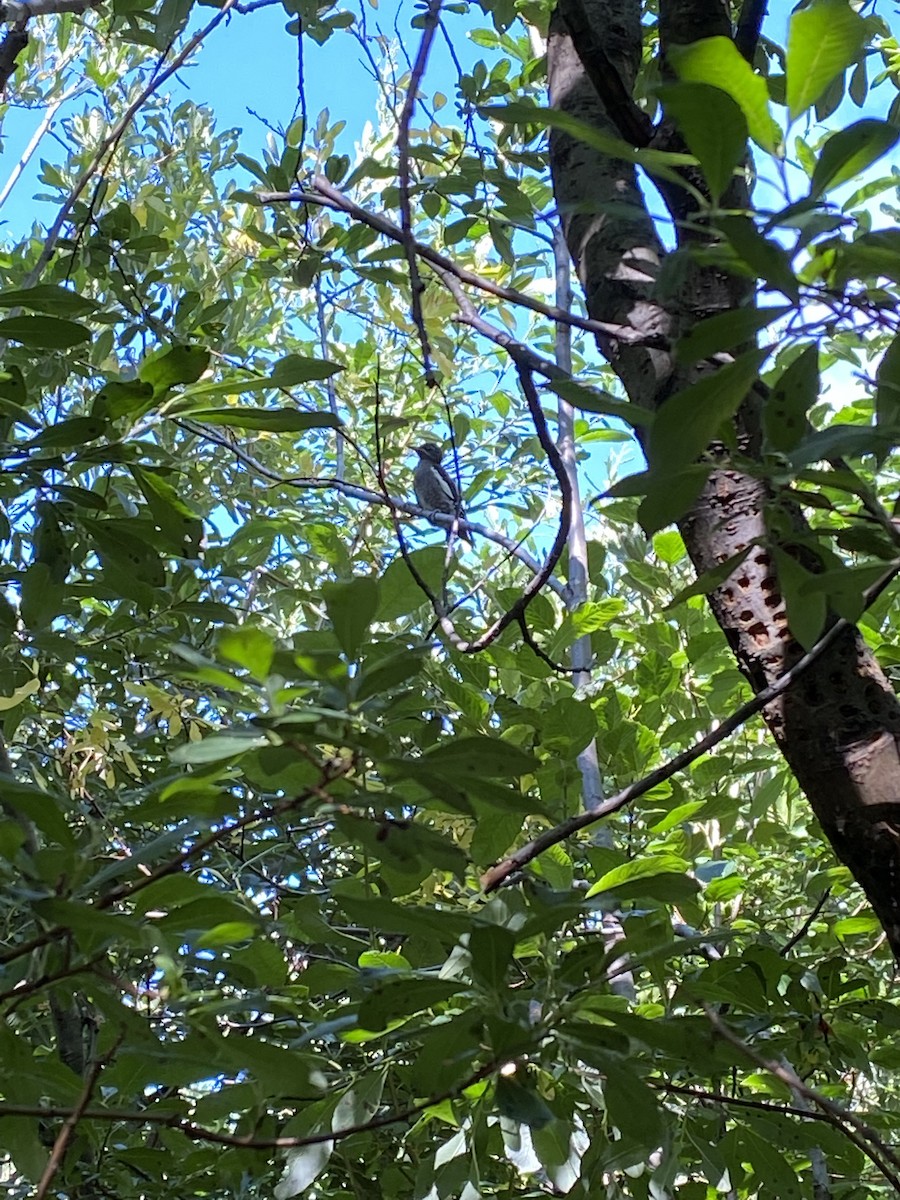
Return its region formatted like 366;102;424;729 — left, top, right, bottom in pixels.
259;179;669;349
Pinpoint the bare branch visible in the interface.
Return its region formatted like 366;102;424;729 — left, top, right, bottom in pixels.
704;1005;900;1191
259;179;669;349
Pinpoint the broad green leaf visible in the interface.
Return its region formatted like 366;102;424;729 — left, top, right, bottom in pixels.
218;626;275;678
422;736;537;778
27;415;107;449
657;81;747;201
669;37;779;152
131;464;204;556
0;284;99;316
174;354;341;403
468;924;515;990
811;119;899;198
877;333;900;427
603;1063;663;1144
184;407;341;432
786;0;868;121
773;549;826;649
138;343;211;397
496;1076;555;1130
647;348;769;478
323;575;379;659
482;101;697;184
275;1141;333;1200
169;732;270;764
587;854;690;897
0;315;90;348
764;343;818;453
717;217;799;301
676;306;790;365
545;378;650;426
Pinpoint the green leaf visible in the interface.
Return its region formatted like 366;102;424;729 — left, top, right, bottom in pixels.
786;0;868;121
130;465;204;556
676;306;790;365
323;575;380;659
138;343;211;398
175;354;341;402
184;407;341;432
657;82;747;201
169;732;270;764
275;1142;333;1200
468;924;515;990
544;378;649;426
218;626;275;679
764;344;818;453
603;1063;663;1144
773;549;826;649
496;1076;555;1130
0;284;99;316
669;37;780;152
812;120;899;199
0;315;90;348
876;333;900;428
26;415;107;449
422;736;537;778
587;854;690;897
481;101;696;184
647;348;769;478
717;217;799;301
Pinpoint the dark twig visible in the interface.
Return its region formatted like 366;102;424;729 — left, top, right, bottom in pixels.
780;889;831;957
174;418;566;596
445;362;571;655
735;0;768;64
482;562;900;890
0;1058;505;1150
704;1005;900;1191
658;1081;899;1185
517;614;579;674
396;0;443;385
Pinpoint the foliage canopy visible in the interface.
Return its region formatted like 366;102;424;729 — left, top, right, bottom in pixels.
1;0;900;1196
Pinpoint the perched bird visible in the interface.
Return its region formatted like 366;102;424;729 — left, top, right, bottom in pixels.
413;443;473;545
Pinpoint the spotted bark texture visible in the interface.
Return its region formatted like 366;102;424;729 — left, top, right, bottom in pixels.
549;0;900;955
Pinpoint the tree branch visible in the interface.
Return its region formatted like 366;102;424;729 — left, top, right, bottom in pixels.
259;179;669;349
396;0;443;384
482;562;900;890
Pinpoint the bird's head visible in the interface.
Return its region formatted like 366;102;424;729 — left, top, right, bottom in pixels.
414;443;444;464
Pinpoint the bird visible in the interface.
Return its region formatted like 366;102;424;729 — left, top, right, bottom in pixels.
413;443;473;545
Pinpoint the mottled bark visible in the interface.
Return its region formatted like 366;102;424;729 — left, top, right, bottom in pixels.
549;0;900;956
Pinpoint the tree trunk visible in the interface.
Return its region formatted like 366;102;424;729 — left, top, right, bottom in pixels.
548;0;900;957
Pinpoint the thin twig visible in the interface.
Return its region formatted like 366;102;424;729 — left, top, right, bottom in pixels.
704;1005;900;1191
0;1059;505;1150
780;889;831;957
